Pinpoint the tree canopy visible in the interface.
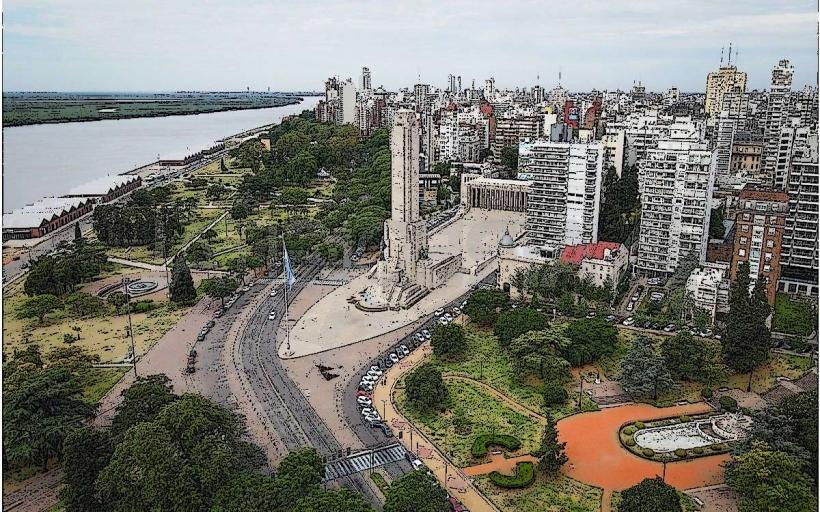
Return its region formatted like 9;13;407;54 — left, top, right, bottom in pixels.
559;318;618;366
431;323;467;360
619;477;682;512
494;308;548;346
618;337;676;400
463;289;509;326
383;469;449;512
405;363;448;411
722;262;771;375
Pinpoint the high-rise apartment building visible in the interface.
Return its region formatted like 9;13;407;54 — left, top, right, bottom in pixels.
339;79;357;125
762;59;795;184
781;135;819;295
714;111;737;183
705;65;747;118
360;67;371;91
636;134;716;275
492;115;543;164
730;186;789;304
520;141;603;247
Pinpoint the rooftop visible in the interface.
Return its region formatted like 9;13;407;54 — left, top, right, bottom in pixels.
65;174;139;196
560;242;622;265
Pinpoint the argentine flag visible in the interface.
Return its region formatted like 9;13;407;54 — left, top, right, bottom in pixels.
283;242;296;290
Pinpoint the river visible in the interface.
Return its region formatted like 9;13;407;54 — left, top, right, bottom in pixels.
2;96;321;211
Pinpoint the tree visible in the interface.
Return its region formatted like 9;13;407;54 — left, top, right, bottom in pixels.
200;276;238;307
618;337;676;400
430;323;467;360
405;363;448;411
722;262;770;384
463;289;509;326
111;374;177;435
534;415;567;474
294;490;374;512
230;200;250;221
63;292;107;318
274;447;324;504
560;318;618;366
169;255;197;305
597;165;640;243
709;207;726;239
508;328;572;384
726;443;817;512
316;242;343;262
384;469;449;512
542;380;569;407
186;240;213;265
201;228;218;242
207;183;228;200
669;251;699;289
619;477;682;512
17;294;61;323
95;394;265;511
661;331;720;383
493;308;548;346
74;222;82;240
743;390;818;484
61;428;113;512
107;291;128;309
3;367;94;471
501;145;518;171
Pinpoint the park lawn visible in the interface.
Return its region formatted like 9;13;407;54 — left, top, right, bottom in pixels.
726;351;813;393
395;378;543;467
474;472;602;512
3;278;186;364
79;367;129;402
772;293;817;337
430;326;598;419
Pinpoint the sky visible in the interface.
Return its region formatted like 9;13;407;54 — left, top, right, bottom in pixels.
3;0;818;93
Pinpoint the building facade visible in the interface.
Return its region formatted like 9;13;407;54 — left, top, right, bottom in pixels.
636;136;716;275
521;140;603;247
730;186;789;304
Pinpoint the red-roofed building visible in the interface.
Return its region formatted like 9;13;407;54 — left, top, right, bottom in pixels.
560;242;628;289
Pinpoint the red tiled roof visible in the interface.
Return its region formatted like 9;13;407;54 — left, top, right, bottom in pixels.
560;242;622;265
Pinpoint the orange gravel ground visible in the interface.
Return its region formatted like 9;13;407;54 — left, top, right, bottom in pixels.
557;403;730;493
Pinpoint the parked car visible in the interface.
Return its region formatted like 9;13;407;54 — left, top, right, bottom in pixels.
444;313;453;322
623;317;635;326
378;424;394;437
389;353;400;363
438;317;449;326
421;329;431;339
268;311;277;321
206;320;215;328
357;397;372;406
663;324;676;332
435;308;445;316
400;344;410;356
411;459;425;470
360;408;375;416
452;307;461;315
626;301;635;312
605;315;616;322
270;290;277;297
356;390;370;398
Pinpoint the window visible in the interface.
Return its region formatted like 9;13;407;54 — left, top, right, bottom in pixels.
740;237;747;245
741;224;749;232
766;240;774;248
738;248;746;257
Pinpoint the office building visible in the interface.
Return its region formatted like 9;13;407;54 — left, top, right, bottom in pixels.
705;64;747;118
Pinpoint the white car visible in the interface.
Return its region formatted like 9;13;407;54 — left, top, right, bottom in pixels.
452;307;461;315
360;408;376;416
367;369;382;378
438;317;449;326
411;459;424;470
270;290;277;297
444;313;453;322
435;308;445;316
623;317;635;326
362;374;377;383
268;312;277;321
357;397;372;406
626;301;635;312
389;353;399;363
421;329;431;339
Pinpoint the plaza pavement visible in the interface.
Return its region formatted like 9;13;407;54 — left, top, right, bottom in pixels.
284;210;523;358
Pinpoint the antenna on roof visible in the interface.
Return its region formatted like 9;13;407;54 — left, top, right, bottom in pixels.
720;46;724;65
558;67;562;87
728;42;733;66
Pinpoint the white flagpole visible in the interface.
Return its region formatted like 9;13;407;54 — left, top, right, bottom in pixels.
282;235;291;353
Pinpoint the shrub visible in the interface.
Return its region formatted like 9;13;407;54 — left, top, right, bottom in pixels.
131;300;157;314
471;434;521;458
642;447;655;457
634;421;645;429
701;387;713;399
623;426;637;435
674;448;687;458
693;447;704;455
624;437;636;447
488;462;535;489
679;415;691;423
718;395;738;412
712;443;728;451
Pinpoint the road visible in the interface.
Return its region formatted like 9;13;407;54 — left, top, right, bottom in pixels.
195;258;385;507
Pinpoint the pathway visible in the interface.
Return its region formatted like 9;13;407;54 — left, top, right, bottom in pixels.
372;346;501;512
556;402;729;512
463;453;539;477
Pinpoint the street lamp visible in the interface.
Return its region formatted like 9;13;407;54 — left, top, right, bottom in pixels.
381;399;387;422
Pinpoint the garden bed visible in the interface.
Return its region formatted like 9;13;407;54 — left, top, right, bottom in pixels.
489;461;535;489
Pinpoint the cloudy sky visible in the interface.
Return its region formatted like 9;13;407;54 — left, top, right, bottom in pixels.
4;0;818;93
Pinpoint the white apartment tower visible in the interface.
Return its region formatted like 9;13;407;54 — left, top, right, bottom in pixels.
705;65;747;118
636;131;716;275
339;78;357;125
762;59;795;185
521;141;604;247
782;136;819;275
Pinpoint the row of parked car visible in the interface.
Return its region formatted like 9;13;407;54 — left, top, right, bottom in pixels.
620;316;721;339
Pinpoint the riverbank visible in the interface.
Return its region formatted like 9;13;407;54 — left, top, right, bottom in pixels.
2;92;319;127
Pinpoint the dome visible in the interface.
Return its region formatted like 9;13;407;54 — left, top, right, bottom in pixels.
498;227;515;248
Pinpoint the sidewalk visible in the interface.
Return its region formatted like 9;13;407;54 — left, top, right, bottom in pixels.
371;346;501;512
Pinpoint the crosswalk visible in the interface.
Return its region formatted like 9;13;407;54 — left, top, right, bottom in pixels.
323;443;407;481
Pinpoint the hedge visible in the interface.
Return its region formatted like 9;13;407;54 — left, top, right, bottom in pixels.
701;387;713;399
489;461;535;489
623;426;636;435
624;437;636;447
642;447;655;457
674;448;687;458
679;415;690;423
634;421;645;429
471;433;522;458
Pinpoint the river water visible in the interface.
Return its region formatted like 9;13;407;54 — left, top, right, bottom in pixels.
2;96;320;211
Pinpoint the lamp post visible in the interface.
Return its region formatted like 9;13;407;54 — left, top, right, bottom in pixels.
381;399;387;422
578;374;584;409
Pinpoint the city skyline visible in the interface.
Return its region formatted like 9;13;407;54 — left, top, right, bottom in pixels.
4;0;818;92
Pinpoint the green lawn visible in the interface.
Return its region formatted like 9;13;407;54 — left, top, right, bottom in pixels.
396;378;543;467
772;293;817;337
475;473;602;512
428;326;597;418
79;367;129;403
